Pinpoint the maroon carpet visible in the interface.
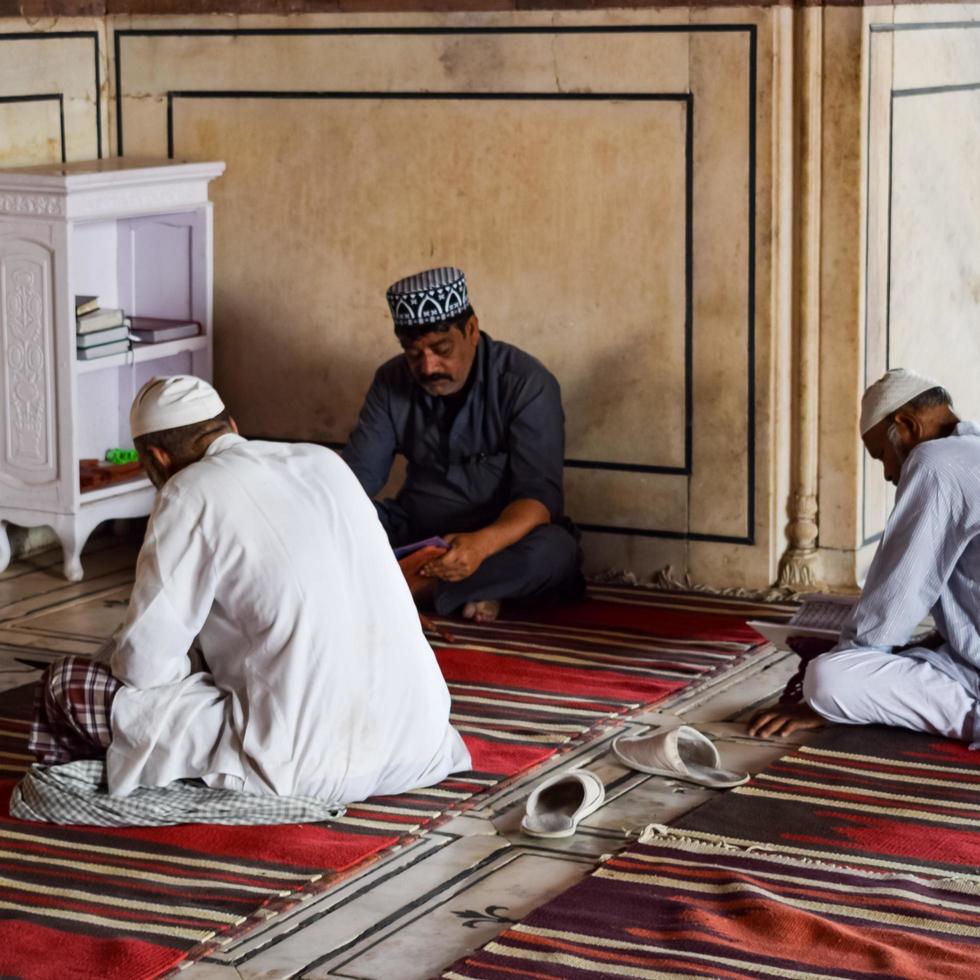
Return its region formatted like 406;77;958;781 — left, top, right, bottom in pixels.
442;827;980;980
678;723;980;877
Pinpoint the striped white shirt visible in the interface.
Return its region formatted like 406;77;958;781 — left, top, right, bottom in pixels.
837;421;980;691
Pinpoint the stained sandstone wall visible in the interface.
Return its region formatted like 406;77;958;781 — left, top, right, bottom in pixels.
1;3;977;589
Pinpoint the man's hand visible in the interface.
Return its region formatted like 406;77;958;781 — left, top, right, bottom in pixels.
398;545;447;600
748;702;828;738
420;532;489;582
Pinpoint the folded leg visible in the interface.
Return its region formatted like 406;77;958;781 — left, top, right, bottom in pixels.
803;646;980;742
433;523;582;617
29;656;121;764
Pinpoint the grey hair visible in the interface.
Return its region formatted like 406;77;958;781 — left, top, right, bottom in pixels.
134;409;232;467
904;386;954;413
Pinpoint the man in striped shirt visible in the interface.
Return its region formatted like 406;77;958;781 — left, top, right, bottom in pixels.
752;369;980;745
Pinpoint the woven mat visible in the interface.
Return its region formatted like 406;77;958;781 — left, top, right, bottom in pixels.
443;826;980;980
677;723;980;877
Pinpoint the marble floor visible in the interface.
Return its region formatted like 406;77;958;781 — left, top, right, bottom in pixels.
0;535;815;980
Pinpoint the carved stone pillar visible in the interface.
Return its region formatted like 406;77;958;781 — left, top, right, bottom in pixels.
779;6;822;588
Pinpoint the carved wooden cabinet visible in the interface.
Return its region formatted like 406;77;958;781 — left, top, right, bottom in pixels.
0;158;224;580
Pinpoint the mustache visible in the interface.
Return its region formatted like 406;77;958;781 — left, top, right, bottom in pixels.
420;373;453;384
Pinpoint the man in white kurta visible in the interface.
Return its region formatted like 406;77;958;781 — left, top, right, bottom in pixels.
751;369;980;745
32;376;471;804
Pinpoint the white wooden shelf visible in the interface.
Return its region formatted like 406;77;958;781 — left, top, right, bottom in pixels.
0;157;224;581
80;475;153;503
76;335;208;375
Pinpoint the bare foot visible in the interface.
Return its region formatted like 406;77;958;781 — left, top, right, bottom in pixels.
462;599;502;623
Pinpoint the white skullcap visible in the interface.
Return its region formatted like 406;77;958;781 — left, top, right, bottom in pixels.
860;368;942;436
130;375;225;439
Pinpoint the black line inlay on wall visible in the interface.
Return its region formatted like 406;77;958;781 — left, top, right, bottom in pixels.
0;94;66;164
115;24;757;546
886;80;980;355
167;88;694;479
0;32;101;160
861;21;980;549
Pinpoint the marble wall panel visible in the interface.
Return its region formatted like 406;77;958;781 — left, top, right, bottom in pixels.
888;16;980;419
687;25;752;541
0;99;63;168
109;13;772;583
564;468;687;532
0;8;785;586
686;5;773;587
861;13;980;561
175;96;689;472
816;4;883;563
861;17;895;549
889;88;980;416
892;10;980;91
0;24;105;165
113;24;693;157
579;530;688;578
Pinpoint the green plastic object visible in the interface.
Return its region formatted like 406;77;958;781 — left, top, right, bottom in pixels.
105;448;139;465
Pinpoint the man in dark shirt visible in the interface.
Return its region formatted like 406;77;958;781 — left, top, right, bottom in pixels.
342;267;581;623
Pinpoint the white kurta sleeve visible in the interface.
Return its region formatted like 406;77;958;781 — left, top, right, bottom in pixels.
839;454;965;652
111;488;217;689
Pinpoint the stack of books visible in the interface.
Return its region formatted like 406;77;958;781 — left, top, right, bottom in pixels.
76;295;130;360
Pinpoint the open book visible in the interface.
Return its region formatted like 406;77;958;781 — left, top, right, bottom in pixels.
747;594;858;652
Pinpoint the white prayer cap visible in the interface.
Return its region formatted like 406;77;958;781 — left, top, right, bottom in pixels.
860;368;942;436
130;375;225;439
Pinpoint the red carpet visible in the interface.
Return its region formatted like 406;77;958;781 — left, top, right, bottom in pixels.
0;588;787;979
678;722;980;877
450;724;980;980
442;827;980;980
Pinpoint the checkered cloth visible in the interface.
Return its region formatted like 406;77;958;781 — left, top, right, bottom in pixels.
21;656;346;827
28;656;119;764
11;760;345;827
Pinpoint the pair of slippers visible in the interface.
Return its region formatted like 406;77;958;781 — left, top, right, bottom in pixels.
521;725;749;838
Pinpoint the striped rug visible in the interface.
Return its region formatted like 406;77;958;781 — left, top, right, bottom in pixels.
0;587;788;979
678;724;980;877
442;827;980;980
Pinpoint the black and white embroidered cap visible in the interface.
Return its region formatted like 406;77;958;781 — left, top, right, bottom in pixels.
386;267;470;329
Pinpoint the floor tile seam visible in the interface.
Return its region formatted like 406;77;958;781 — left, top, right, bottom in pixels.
292;847;524;975
0;548;135;583
668;653;791;717
0;557;136;593
0;625;108;643
207;836;468;965
641;654;779;715
0;577;135;626
305;848;596;978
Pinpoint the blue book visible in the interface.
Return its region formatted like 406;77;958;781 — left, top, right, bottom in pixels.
394;536;449;560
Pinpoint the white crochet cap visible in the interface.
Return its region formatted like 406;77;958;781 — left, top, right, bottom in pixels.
130;375;225;439
860;368;942;436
